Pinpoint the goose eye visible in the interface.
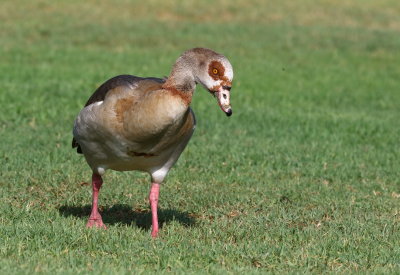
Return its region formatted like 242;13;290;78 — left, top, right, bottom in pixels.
212;68;218;75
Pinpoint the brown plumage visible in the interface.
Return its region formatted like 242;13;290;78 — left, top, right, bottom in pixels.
72;75;165;154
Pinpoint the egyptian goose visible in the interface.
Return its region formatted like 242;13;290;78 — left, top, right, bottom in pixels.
72;48;233;237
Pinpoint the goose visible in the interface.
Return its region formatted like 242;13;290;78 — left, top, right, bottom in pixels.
72;47;234;237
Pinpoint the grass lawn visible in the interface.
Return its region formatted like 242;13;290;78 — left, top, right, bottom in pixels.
1;0;400;273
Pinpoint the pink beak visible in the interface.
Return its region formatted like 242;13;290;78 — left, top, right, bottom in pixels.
215;86;232;116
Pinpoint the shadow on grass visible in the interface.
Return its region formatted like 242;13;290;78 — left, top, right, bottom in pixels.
58;204;196;230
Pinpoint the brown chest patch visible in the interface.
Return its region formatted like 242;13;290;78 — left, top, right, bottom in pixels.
114;97;135;124
127;151;155;158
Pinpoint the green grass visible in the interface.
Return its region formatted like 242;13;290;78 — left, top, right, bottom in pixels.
1;0;400;273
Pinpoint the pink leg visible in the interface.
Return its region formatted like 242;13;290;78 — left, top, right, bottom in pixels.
86;173;107;229
149;183;160;238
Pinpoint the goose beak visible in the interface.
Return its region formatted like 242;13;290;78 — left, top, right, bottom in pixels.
216;86;232;116
209;86;232;116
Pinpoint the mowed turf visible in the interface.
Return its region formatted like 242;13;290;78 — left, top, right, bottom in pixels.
1;0;399;273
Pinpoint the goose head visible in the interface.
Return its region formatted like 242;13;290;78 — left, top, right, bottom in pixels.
195;52;233;116
168;48;234;116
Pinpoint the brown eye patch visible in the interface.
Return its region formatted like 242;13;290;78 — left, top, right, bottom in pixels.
208;61;225;80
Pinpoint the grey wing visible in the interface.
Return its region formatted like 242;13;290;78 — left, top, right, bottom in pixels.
72;75;165;154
